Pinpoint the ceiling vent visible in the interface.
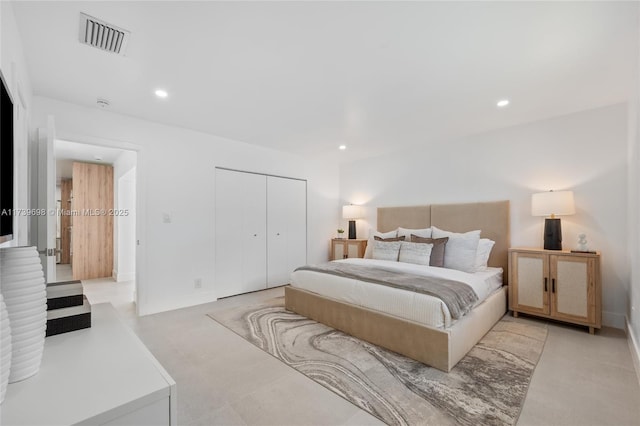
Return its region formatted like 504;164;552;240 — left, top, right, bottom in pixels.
79;13;130;55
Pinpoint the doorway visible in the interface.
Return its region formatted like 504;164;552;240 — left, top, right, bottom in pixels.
53;140;137;308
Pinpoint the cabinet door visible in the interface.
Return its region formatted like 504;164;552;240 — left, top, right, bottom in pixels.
346;242;361;259
267;176;307;288
511;252;549;315
550;255;595;324
215;169;267;298
332;241;345;260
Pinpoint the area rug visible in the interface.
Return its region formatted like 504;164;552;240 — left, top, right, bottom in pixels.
208;297;548;426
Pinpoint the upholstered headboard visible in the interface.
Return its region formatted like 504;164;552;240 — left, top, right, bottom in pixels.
377;200;510;283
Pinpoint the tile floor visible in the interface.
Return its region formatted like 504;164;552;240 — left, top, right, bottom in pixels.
55;264;135;310
85;280;640;426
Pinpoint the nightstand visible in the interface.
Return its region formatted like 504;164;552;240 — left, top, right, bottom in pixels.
330;239;367;260
508;248;601;334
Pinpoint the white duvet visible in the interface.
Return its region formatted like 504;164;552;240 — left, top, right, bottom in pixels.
290;258;503;329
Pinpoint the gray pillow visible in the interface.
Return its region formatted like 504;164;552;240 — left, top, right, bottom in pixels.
410;235;449;267
371;241;402;261
399;242;433;266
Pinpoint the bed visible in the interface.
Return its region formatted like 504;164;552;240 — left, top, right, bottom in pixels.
285;200;510;372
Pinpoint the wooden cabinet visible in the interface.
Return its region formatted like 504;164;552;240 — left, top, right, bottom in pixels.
509;248;601;333
331;239;367;260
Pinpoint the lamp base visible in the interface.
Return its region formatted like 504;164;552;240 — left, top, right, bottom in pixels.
348;220;356;239
543;218;562;250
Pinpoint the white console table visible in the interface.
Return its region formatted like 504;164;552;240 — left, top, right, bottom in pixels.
1;303;177;425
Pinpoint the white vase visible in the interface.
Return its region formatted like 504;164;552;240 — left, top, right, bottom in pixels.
0;293;11;403
0;247;47;383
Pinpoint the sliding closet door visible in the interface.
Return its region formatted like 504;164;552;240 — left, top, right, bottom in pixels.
267;176;307;288
215;169;267;298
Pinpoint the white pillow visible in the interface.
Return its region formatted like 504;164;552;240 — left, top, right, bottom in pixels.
475;238;495;272
399;242;433;266
364;229;398;259
397;227;432;242
371;241;402;262
431;226;481;273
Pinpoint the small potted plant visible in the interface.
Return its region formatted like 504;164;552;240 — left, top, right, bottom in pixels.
336;228;345;239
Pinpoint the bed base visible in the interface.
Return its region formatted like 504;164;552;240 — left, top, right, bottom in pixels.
284;285;507;372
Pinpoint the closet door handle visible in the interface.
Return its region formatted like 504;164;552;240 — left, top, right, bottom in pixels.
544;277;548;292
552;278;556;293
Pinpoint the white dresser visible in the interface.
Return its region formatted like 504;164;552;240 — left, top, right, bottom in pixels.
1;303;177;425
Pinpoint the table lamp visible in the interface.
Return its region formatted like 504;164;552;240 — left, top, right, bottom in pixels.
531;190;575;250
342;205;363;239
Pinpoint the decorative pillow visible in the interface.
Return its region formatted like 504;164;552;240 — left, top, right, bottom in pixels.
371;241;402;262
431;226;481;273
410;235;449;267
364;229;398;258
374;235;406;242
474;238;495;272
397;227;432;242
399;242;433;266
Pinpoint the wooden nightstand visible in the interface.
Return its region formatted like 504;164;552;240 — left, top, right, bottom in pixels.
508;248;601;334
330;239;367;260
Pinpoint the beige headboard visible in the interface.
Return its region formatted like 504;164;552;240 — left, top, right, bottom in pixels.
377;200;510;283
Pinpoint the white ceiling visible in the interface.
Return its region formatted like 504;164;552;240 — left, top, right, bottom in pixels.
55;140;124;179
12;1;639;161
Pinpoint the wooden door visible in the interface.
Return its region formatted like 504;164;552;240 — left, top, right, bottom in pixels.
215;169;267;297
266;176;306;288
511;251;550;315
72;162;114;280
550;255;595;324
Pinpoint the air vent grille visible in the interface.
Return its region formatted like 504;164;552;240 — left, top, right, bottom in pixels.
79;13;130;55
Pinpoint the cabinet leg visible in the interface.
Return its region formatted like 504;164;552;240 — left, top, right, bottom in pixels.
589;326;595;335
513;311;519;318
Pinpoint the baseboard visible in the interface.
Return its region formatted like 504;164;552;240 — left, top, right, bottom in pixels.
138;291;218;316
626;318;640;386
603;310;626;329
112;269;135;283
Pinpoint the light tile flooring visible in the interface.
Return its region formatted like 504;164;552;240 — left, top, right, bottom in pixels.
55;264;135;310
82;279;640;426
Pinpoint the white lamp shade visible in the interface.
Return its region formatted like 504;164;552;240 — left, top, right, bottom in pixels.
531;191;575;217
342;205;363;219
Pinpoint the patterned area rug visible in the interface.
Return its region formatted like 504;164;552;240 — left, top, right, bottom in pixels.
208;297;547;426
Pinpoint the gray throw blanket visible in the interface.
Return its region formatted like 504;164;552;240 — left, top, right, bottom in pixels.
295;263;478;320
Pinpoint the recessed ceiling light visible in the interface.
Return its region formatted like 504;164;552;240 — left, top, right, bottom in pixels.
339;145;347;150
496;99;510;108
155;89;168;99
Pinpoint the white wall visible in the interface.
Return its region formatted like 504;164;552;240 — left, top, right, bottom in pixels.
31;96;340;315
113;150;137;282
0;1;33;248
340;103;629;328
